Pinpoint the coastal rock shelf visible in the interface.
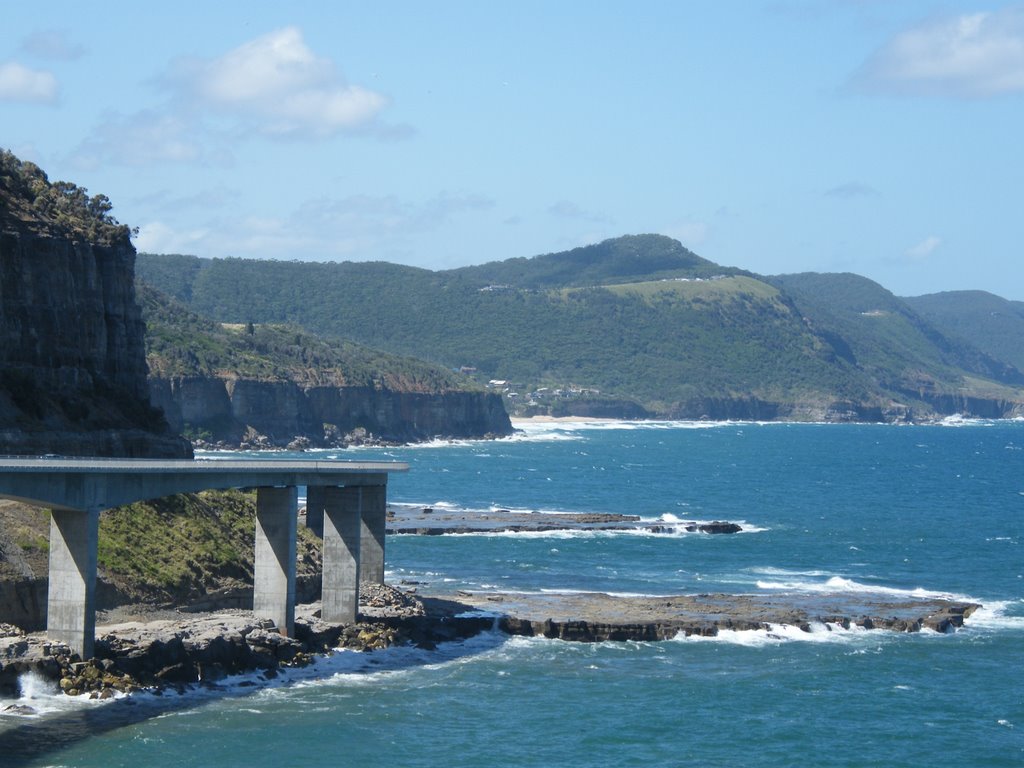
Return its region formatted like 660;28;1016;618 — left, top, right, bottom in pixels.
385;505;742;535
0;585;982;703
457;591;980;641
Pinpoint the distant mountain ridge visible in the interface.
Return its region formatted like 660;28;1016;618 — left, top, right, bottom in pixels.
449;234;740;289
137;235;1024;423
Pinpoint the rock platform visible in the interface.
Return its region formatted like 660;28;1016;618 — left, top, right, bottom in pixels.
458;590;980;641
0;586;982;702
0;585;492;701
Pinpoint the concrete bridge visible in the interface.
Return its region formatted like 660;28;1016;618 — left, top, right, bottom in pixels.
0;458;408;658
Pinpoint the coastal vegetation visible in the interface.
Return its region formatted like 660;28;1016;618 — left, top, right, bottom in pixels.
97;490;322;606
0;149;134;245
141;282;479;394
905;289;1024;373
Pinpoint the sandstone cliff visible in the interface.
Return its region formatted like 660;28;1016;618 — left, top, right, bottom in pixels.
0;153;191;457
141;284;513;448
149;377;512;448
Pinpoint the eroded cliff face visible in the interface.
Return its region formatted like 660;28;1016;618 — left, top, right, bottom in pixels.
150;376;513;448
0;227;191;457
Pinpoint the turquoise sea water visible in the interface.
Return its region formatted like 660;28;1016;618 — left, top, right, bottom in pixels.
4;420;1024;767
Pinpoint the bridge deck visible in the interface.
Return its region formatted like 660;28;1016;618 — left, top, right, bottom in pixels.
0;457;407;511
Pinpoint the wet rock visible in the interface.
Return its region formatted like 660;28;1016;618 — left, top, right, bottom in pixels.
3;703;37;715
692;522;743;534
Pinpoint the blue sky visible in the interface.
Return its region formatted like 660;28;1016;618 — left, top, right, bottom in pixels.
3;1;1023;298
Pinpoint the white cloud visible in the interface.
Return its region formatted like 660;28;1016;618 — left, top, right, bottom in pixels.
134;221;212;255
138;191;494;260
69;110;213;169
169;26;388;138
859;8;1024;97
0;61;57;103
73;27;398;167
906;235;941;260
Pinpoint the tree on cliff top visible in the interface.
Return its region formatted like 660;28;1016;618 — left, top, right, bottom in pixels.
0;148;134;246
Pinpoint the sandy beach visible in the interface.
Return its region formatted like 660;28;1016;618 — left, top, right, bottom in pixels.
509;415;626;425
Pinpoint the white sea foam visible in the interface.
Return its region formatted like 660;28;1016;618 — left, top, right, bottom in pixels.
933;414;994;428
958;600;1024;632
749;575;1024;634
438;525;738;540
508;419;741;440
0;670;122;719
754;575;976;603
535;587;660;598
673;621;870;647
505;432;585;444
748;566;841;578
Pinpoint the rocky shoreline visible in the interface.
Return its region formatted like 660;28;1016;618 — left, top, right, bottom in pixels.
1;583;981;709
0;585;493;704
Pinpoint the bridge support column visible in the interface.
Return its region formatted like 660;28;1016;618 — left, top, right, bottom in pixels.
305;484;325;538
253;486;297;636
360;484;386;585
46;508;99;659
322;486;361;624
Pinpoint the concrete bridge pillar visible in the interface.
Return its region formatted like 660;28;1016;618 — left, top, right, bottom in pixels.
321;486;361;624
253;486;297;636
304;484;325;537
360;485;386;585
46;508;99;659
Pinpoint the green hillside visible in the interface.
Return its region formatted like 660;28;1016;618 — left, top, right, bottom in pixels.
904;290;1024;373
770;273;1024;396
138;249;864;413
140;282;478;394
137;236;1024;420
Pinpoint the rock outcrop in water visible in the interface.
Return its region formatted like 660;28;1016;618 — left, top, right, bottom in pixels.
386;505;743;535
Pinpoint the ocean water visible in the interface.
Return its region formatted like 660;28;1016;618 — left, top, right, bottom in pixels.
3;420;1023;767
